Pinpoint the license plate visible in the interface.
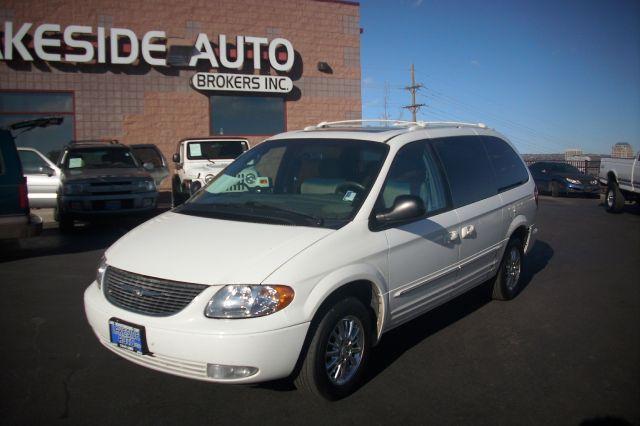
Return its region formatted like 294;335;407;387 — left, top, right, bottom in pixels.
105;200;121;210
109;318;148;354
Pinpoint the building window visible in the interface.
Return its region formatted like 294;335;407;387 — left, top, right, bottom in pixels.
210;95;285;136
0;91;74;162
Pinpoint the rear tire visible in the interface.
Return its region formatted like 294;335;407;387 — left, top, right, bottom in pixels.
605;182;625;213
492;238;524;301
294;297;372;400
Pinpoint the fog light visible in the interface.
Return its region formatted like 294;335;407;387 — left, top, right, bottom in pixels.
142;198;154;207
206;364;258;380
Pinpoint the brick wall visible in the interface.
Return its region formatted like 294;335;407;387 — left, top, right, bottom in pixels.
0;0;361;188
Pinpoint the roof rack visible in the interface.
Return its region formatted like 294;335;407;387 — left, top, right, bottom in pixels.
68;139;121;146
304;119;488;131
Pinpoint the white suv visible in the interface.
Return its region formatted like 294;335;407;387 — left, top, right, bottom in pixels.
171;138;249;206
85;121;538;400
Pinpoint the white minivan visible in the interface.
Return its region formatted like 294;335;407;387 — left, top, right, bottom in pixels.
84;121;538;400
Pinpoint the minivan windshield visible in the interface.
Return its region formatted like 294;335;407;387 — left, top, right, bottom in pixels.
63;147;138;169
176;139;389;229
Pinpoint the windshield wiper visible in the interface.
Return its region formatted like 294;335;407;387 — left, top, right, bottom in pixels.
244;201;324;227
175;202;297;225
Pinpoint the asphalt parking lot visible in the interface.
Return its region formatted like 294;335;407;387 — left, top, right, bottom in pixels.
0;196;638;425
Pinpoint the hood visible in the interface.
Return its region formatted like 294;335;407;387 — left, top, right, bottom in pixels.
62;167;152;183
105;211;333;285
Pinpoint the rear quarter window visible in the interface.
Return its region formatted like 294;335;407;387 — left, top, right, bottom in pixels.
482;136;529;192
431;136;497;208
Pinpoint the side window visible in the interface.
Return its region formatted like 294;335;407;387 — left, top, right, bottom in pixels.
18;150;48;174
483;137;529;192
432;136;496;208
379;141;448;214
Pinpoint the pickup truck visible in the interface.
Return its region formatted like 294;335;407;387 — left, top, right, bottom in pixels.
599;153;640;213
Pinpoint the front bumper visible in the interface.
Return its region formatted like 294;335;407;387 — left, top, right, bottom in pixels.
0;213;42;239
59;191;157;216
564;183;600;194
83;282;309;383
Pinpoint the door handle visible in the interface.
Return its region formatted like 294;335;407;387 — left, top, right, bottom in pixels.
461;225;475;239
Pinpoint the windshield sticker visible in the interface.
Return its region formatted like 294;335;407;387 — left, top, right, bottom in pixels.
343;190;356;202
189;143;202;157
68;157;83;168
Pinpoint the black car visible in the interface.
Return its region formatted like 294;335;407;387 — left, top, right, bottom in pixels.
529;161;600;197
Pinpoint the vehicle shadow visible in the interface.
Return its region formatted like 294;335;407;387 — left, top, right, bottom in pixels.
362;239;553;388
258;240;554;394
0;209;169;263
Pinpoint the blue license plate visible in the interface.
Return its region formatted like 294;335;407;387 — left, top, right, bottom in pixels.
105;200;121;210
109;319;147;354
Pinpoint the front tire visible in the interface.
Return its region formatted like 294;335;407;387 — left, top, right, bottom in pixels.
605;182;625;213
54;204;74;233
492;238;524;301
294;297;372;400
171;176;186;208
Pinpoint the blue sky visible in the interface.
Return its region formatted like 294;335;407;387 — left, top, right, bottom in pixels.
359;0;640;154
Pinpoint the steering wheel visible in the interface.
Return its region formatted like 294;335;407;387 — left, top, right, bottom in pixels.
334;181;366;195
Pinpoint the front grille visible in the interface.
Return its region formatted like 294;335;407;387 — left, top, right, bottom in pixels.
104;266;208;316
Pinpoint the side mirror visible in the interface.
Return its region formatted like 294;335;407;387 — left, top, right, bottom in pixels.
38;165;55;176
172;153;180;163
541;169;547;174
143;162;155;171
374;195;426;226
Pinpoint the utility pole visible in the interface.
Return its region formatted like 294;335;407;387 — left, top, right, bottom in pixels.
382;81;390;121
403;63;425;122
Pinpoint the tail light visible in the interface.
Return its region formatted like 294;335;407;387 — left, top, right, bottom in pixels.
534;185;539;207
19;177;29;210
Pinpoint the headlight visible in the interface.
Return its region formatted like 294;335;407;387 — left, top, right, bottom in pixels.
136;180;155;192
96;256;107;290
591;179;598;185
565;178;580;184
205;285;294;318
63;183;85;195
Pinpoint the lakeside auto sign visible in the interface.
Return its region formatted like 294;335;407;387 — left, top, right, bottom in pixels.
0;21;295;93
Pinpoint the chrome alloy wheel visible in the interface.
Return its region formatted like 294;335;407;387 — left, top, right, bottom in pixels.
505;246;522;291
324;315;365;386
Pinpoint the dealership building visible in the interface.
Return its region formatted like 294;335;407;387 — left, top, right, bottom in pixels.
0;0;361;187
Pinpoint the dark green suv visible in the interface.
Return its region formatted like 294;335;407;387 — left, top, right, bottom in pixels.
0;127;43;240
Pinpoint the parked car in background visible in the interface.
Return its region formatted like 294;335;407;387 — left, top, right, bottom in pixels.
171;137;249;206
529;161;599;197
599;153;640;213
130;144;169;187
55;140;158;231
17;147;61;209
0;119;62;240
85;120;538;400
